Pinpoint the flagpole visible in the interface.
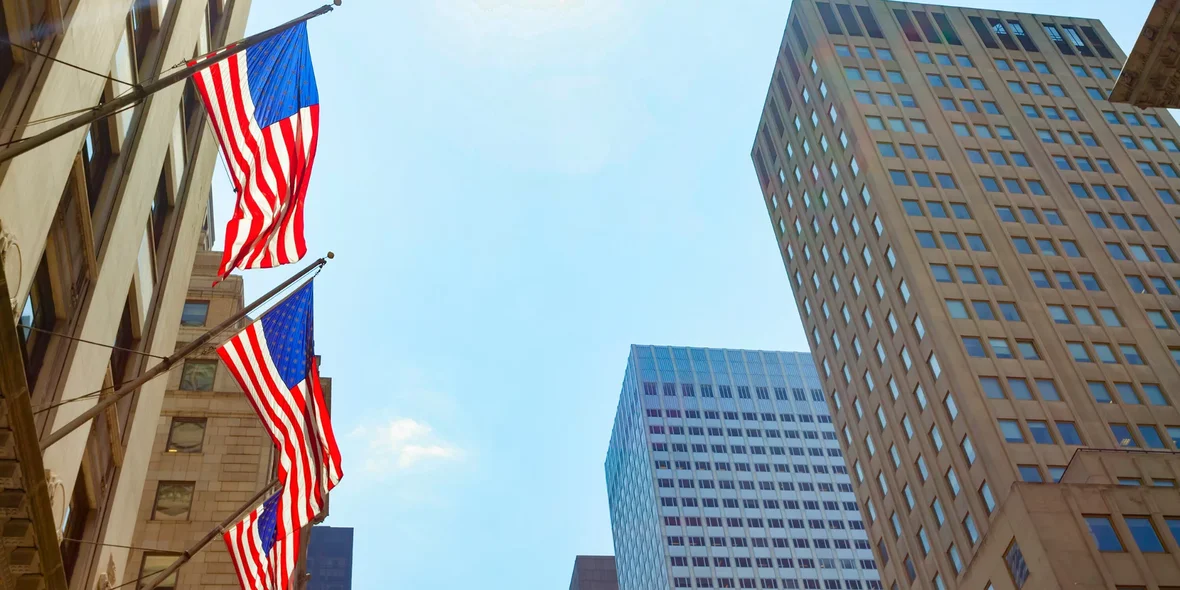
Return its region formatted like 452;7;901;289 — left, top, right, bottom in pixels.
40;253;333;451
0;1;340;165
140;478;281;590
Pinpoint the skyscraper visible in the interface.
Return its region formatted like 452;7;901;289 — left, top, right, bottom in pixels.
752;1;1180;588
569;555;619;590
306;526;354;590
605;345;883;590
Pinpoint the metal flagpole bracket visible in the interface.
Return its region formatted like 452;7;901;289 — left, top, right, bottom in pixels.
0;3;339;164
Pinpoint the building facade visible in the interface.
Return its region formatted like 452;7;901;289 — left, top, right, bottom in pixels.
0;0;250;588
125;250;316;589
569;555;618;590
306;526;353;590
1110;0;1180;108
751;1;1180;588
605;346;883;590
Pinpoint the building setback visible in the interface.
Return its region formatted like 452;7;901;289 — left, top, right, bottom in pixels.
606;345;882;590
0;0;249;588
752;1;1180;588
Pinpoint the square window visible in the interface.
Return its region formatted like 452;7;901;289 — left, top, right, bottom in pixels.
166;418;207;453
1126;517;1166;552
141;555;179;589
1111;424;1138;447
180;301;209;327
179;360;217;391
153;481;195;520
1085;516;1124;551
1018;465;1042;482
1027;421;1053;444
1057;422;1082;445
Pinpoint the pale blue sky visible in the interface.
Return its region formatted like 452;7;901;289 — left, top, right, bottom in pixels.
215;0;1153;587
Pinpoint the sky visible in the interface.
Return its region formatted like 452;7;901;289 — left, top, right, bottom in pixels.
214;0;1154;587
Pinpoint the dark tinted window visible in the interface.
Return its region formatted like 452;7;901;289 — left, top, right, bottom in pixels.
913;11;941;43
932;13;961;45
856;6;884;38
1081;26;1113;58
836;4;863;36
969;16;998;48
817;3;843;35
894;9;921;42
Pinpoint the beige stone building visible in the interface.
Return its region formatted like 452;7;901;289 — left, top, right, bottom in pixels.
0;0;253;588
753;1;1180;588
1110;0;1180;108
126;250;320;589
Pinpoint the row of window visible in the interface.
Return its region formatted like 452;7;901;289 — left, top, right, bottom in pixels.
843;66;905;84
962;336;1045;361
931;262;999;288
651;471;854;495
998;418;1082;445
937;96;1008;113
671;576;880;590
666;527;868;543
647;408;828;422
1110;423;1179;450
1029;268;1102;290
993;57;1050;74
1087;210;1156;231
1051;153;1118;172
1119;134;1180;152
915;230;987;252
1107;242;1176;263
650;425;837;441
1086;514;1180;554
659;495;860;516
941;297;1021;322
666;528;866;548
888;169;957;189
834;44;894;61
1124;274;1178;296
1012;235;1081;257
650;446;845;470
671;556;874;572
659;474;848;489
643;383;828;403
902;199;971;220
915;51;970;67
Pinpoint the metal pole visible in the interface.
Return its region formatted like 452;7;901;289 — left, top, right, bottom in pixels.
140;478;281;590
0;2;338;164
41;254;331;450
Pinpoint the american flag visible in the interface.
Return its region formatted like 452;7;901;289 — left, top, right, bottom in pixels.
224;491;300;590
191;21;320;282
217;280;342;538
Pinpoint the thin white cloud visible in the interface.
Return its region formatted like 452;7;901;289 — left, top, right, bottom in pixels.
353;417;463;473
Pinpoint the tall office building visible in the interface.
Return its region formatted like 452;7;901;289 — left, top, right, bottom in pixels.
306;526;354;590
605;345;883;590
0;0;249;589
569;555;619;590
752;1;1180;588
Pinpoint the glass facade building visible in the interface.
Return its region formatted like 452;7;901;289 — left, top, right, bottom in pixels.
606;345;883;590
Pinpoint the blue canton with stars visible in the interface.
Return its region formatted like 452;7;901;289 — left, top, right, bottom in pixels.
256;492;281;554
245;21;319;129
260;282;314;391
